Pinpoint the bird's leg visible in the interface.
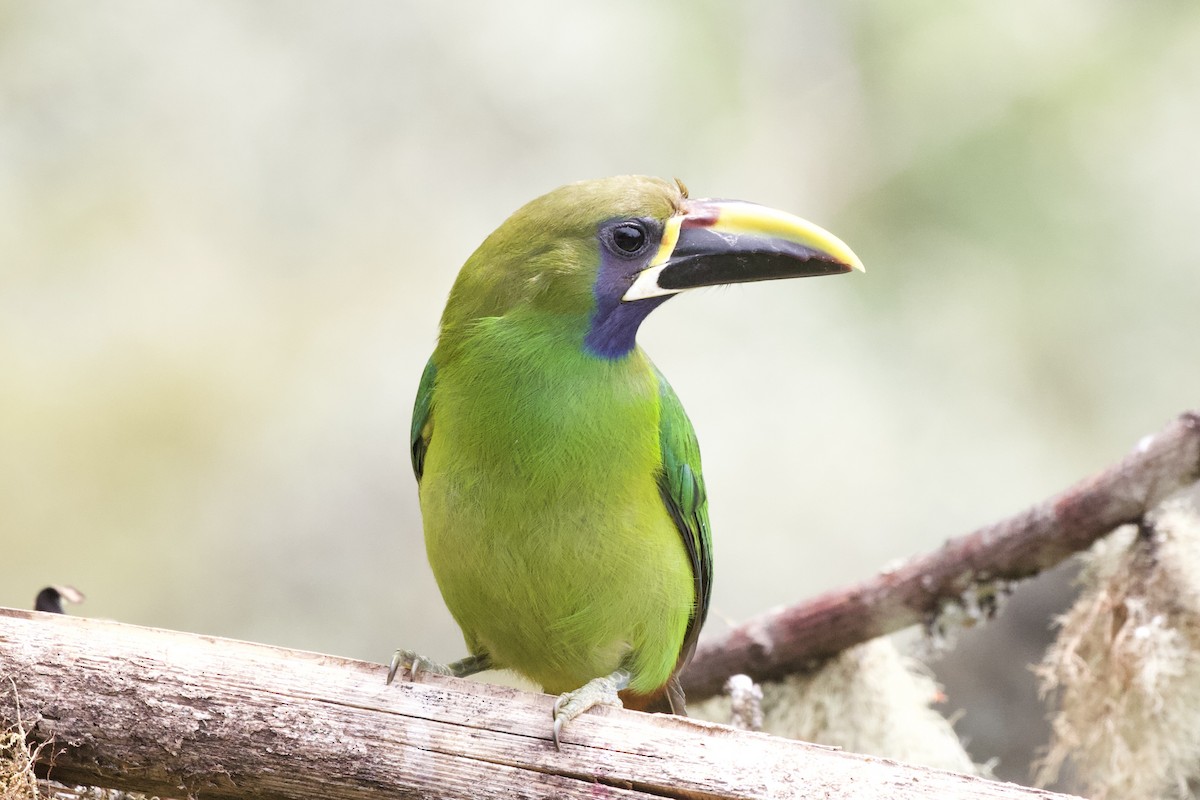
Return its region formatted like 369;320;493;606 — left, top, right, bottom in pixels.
386;650;492;685
551;668;630;750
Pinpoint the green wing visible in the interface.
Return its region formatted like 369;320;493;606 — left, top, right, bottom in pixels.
411;357;437;482
654;367;713;683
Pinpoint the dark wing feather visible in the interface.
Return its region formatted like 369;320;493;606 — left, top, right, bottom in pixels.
411;358;437;482
653;365;713;711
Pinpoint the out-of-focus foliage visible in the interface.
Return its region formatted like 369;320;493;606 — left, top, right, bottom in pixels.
2;0;1199;785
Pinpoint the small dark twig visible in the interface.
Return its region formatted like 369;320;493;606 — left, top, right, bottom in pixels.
34;586;85;615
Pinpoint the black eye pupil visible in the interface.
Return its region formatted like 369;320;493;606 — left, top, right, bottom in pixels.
613;224;646;254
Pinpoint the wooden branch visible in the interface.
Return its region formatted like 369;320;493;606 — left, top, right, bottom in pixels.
681;410;1200;701
0;609;1077;800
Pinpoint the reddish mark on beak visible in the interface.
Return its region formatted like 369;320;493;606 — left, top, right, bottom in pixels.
681;208;720;228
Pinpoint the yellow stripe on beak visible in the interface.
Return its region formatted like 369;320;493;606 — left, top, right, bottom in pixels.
707;201;865;274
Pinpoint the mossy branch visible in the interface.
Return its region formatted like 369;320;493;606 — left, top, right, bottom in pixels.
0;608;1077;800
681;410;1200;701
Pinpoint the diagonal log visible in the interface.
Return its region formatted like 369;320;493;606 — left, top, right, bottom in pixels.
681;411;1200;701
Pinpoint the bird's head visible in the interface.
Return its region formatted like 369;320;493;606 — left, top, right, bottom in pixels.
439;175;863;359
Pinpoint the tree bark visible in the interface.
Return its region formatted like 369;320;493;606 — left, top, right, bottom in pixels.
0;608;1077;800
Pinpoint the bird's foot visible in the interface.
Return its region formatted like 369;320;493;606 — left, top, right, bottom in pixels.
386;650;491;685
387;649;449;684
551;669;630;750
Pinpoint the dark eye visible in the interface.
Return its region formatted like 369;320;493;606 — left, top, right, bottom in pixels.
611;222;647;254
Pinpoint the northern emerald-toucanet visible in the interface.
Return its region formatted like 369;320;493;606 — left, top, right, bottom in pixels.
389;175;862;747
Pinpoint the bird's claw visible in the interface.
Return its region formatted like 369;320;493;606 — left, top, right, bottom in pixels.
551;713;567;751
550;670;628;750
386;649;453;685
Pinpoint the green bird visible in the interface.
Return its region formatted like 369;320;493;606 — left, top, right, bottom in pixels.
390;175;862;746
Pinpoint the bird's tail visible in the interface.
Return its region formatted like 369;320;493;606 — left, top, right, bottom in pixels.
620;674;687;715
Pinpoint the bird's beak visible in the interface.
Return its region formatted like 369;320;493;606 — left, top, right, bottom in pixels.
622;199;864;302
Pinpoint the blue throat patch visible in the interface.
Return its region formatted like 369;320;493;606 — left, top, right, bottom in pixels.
584;246;672;359
584;293;671;359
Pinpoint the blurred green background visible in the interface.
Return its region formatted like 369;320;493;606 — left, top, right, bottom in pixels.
3;0;1199;784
